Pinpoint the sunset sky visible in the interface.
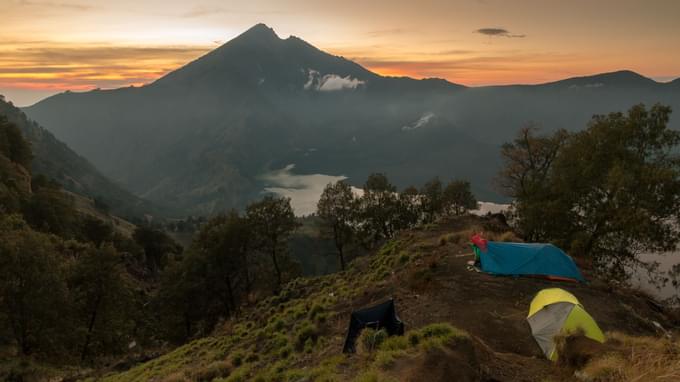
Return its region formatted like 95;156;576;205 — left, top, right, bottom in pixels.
2;0;679;106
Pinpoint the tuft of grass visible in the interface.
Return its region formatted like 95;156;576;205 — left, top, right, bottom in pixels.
378;336;409;352
186;360;232;381
230;350;244;367
295;321;319;350
569;331;680;381
358;328;388;354
219;365;250;382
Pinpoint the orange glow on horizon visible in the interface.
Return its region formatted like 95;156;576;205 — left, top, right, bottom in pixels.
1;0;679;105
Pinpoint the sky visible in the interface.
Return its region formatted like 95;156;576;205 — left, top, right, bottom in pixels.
2;0;679;106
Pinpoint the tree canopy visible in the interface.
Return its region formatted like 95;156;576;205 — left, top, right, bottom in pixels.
499;104;680;280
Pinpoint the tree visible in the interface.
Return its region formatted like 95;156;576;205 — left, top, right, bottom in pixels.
499;104;680;281
497;126;569;241
70;244;133;361
246;195;300;289
419;177;444;223
195;211;252;315
79;215;114;246
133;226;180;276
317;181;357;270
22;176;78;238
443;180;477;216
552;104;680;277
0;218;72;356
359;173;399;246
396;185;421;230
0;116;32;169
156;254;214;342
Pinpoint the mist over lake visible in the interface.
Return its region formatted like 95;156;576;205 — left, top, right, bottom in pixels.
260;164;348;216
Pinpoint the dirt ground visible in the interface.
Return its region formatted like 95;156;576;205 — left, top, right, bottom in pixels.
327;216;676;381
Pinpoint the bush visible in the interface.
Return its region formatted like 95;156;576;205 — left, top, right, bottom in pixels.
379;336;409;352
295;321;319;350
231;351;244;367
358;329;388;353
304;337;315;353
278;345;292;358
308;303;325;321
408;333;420;346
420;323;455;339
271;333;288;349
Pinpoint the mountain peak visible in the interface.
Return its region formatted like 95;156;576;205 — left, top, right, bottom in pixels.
544;69;658;88
234;23;280;43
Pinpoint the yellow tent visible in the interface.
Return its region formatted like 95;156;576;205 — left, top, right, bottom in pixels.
527;288;605;361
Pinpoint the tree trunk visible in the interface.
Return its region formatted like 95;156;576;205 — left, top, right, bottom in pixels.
271;241;282;289
338;245;346;271
225;274;237;315
81;293;102;361
184;313;192;339
333;225;346;271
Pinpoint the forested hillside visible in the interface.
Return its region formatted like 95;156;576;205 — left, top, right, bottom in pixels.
0;96;164;219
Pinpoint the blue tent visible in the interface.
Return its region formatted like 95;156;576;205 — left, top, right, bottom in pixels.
478;242;585;282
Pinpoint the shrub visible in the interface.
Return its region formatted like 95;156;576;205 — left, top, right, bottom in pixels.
375;351;397;369
271;333;288;349
304;337;314;353
420;323;455;339
295;321;319;350
398;252;410;264
278;345;292;358
379;336;409;352
358;329;388;353
231;351;244;367
408;333;420;347
269;318;285;331
308;303;325;321
244;353;259;363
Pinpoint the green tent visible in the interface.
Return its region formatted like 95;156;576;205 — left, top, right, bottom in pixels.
527;288;605;360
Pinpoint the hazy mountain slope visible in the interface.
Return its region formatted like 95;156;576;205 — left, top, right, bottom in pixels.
0;97;163;218
24;24;680;214
443;70;680;144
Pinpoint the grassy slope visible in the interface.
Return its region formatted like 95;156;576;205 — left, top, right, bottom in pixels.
98;216;677;382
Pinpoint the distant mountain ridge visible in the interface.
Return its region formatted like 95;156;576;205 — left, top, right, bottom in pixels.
0;97;162;219
24;24;680;215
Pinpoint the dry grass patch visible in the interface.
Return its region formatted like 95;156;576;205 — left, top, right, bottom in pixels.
568;332;680;381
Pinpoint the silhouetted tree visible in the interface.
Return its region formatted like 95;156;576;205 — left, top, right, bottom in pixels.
0;217;72;356
133;226;180;276
246;195;300;289
317;181;357;270
359;173;399;246
70;244;133;361
443;180;477;216
499;104;680;281
420;177;444;223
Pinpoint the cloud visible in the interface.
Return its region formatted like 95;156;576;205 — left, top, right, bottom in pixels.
350;50;579;85
13;0;95;11
475;28;526;38
304;70;365;91
402;112;435;131
0;44;211;91
366;28;406;37
318;75;365;91
181;5;285;18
